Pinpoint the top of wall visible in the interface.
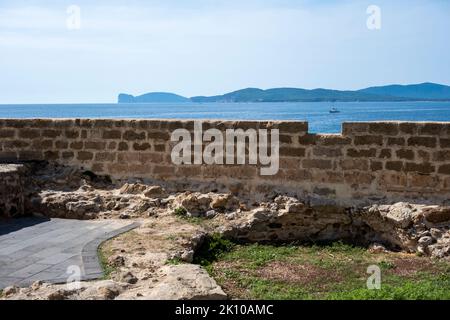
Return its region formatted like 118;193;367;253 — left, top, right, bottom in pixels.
1;118;450;136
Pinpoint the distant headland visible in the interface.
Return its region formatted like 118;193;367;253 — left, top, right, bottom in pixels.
118;82;450;103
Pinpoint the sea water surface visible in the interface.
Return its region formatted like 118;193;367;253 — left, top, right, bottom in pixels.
1;101;450;133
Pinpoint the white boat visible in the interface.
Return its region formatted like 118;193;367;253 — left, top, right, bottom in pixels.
329;107;340;114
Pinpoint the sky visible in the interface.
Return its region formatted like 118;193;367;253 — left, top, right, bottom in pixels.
0;0;449;104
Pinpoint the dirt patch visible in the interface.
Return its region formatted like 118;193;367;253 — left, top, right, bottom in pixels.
389;256;443;277
258;261;343;286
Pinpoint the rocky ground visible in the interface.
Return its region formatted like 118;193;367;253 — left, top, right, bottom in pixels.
1;163;450;300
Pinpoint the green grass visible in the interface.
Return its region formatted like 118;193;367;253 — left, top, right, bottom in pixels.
97;245;117;280
219;243;297;269
172;207;205;225
173;207;187;216
327;275;450;300
242;278;313;300
194;234;235;267
166;257;183;265
206;242;450;300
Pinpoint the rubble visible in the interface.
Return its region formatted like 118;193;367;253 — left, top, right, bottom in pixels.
2;162;450;300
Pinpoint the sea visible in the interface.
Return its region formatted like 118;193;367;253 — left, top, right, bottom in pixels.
1;101;450;134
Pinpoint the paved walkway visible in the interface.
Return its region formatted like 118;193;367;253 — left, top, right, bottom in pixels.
0;218;138;289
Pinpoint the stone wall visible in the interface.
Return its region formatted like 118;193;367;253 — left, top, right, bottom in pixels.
1;119;450;205
0;164;25;218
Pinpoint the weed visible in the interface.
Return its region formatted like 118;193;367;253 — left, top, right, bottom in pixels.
194;234;235;266
166;257;183;265
173;207;187;216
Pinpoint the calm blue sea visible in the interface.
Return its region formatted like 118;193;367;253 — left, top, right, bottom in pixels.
1;101;450;133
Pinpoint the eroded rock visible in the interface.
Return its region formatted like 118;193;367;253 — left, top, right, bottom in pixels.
142;265;227;300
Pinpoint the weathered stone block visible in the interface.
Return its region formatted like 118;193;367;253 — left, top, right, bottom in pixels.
379;172;407;187
176;165;203;177
302;159;332;169
42;129;62;138
108;141;117;150
342;123;368;135
102;130;122;139
408;174;438;189
123;130;146;140
153;165;177;177
3;140;30;149
369;123;399;136
55;141;69;149
84;141;106;150
117;153;140;163
275;121;308;134
317;135;351;146
0;129;15;138
148;131;170;140
118;142;129;151
18;129;40;139
438;164;450;175
408;137;437;148
419;123;445;135
313;147;342;157
340;159;369;171
91;163;104;172
154;144;166;152
354;135;383;146
92;119;114;128
297;134;317;145
440;138;450;148
95;152;116;162
70;141;83;150
378;149;392;159
347;148;377;158
32;140;53;149
139;153;164;163
370;161;383;171
404;162;435;174
399;123;417;135
62;151;74;159
77;151;94;161
396;149;415;160
133;142;151;151
44;151;59;160
344;172;374;185
280;147;306;157
385;161;404;172
279;135;293;144
433;150;450;162
17;151;43;160
311;171;343;183
65;130;79;139
387;137;405;146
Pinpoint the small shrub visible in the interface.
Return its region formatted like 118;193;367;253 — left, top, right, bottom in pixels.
194;234;235;266
379;260;396;270
173;207;187;216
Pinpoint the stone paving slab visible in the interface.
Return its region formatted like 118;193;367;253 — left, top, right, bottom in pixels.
0;218;138;289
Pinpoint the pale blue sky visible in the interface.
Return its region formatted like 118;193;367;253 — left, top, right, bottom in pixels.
0;0;449;103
